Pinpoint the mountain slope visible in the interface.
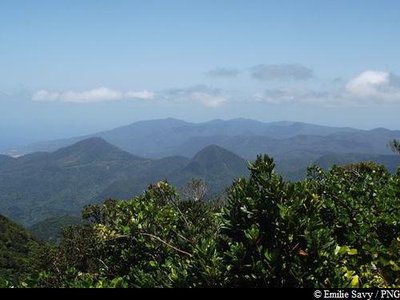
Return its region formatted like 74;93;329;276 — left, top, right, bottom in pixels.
95;156;191;201
29;215;83;244
0;214;41;285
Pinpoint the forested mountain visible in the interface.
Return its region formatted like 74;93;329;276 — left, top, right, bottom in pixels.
96;144;248;203
184;144;247;176
0;214;41;285
0;138;146;226
0;138;248;226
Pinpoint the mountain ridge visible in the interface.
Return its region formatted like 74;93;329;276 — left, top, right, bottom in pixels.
5;118;366;158
0;138;249;226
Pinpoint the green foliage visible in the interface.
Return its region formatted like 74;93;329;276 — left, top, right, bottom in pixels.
32;182;220;288
0;215;43;286
18;155;400;288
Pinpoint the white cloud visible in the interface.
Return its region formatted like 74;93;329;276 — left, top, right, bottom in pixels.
190;92;227;107
32;87;155;103
345;70;400;103
253;70;400;107
32;70;400;107
32;90;60;101
61;88;123;103
125;90;154;100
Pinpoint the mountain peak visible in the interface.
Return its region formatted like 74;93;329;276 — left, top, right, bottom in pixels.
124;118;189;128
69;137;109;147
52;137;143;163
193;144;231;156
75;137;112;147
185;145;248;176
53;137;114;154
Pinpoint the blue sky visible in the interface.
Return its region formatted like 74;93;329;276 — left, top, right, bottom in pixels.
1;0;400;147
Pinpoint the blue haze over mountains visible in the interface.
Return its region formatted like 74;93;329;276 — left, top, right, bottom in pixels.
1;118;400;227
5;118;398;158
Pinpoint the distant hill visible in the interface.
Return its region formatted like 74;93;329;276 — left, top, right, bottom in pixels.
150;144;250;197
29;215;83;244
0;214;41;285
95;145;249;202
184;144;247;176
0;139;249;226
0;138;149;225
181;145;249;193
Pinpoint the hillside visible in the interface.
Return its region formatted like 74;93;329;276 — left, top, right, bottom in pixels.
0;139;249;226
94;156;191;201
0;214;41;285
29;215;83;244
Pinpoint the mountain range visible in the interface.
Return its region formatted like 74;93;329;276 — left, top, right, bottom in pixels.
0;138;248;226
5;118;399;179
1;118;399;228
4;118;382;158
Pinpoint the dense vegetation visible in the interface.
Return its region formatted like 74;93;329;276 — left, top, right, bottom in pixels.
11;155;399;288
0;215;42;287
